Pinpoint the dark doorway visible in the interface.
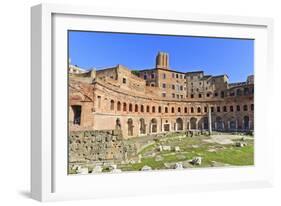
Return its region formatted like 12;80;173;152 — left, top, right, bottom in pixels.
71;105;81;125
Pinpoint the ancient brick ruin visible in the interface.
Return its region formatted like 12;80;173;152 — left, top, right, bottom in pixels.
69;52;254;139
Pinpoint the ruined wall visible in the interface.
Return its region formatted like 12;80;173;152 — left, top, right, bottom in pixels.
69;130;137;164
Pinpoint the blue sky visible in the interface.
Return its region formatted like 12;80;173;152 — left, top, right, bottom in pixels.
68;31;254;83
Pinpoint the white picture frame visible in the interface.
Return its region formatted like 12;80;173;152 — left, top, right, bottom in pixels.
31;3;274;202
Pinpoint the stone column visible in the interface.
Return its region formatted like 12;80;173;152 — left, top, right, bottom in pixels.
228;121;230;130
208;107;212;135
235;120;238;129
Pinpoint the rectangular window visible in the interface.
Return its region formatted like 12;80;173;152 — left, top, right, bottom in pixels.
217;106;220;112
172;93;175;98
211;107;214;112
162;83;166;88
172;85;175;90
122;78;127;84
172;73;175;78
162;73;166;79
162;93;166;97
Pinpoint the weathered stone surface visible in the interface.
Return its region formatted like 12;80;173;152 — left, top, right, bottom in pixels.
77;167;89;174
162;145;171;151
174;146;180;152
69;130;137;164
174;162;183;170
92;165;103;173
141;165;152;171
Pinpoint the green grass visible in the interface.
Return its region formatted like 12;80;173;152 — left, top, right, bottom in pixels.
120;134;254;171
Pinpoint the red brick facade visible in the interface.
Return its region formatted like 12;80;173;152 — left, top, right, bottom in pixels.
69;52;254;139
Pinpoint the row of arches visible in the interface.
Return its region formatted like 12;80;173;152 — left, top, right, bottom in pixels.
118;116;252;137
108;99;253;115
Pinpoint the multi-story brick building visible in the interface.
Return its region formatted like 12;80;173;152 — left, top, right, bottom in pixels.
69;52;254;138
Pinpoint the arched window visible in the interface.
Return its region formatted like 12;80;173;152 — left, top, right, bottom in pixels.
191;107;194;113
243;105;248;111
146;105;150;113
129;103;133;112
158;106;162;113
236;105;240;112
135;104;138;112
184;107;188;113
110;100;114;110
123;103;127;111
117;101;121;111
251;104;254;111
217;106;221;112
171;107;175;113
223;106;227;112
178;107;181;113
230;105;234;112
165;107;168;113
197;107;201;113
152;106;155;113
141;105;144;112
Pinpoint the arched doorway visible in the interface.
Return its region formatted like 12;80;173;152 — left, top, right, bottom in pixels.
139;118;146;135
229;117;236;130
128;118;134;136
243;116;250;130
151;118;157;133
190;117;197;130
176;118;183;131
216;116;223;130
115;118;121;130
203;117;208;130
71;105;81;125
